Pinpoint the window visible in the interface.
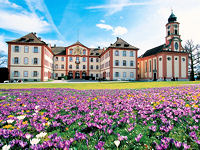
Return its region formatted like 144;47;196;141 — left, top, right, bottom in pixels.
34;47;38;53
167;25;170;36
70;49;73;55
33;71;38;77
61;73;64;77
24;71;28;77
90;65;93;69
96;65;99;70
83;50;86;55
154;59;157;70
24;57;28;64
123;72;126;78
123;51;126;56
61;65;64;69
82;57;86;62
33;58;38;64
115;60;119;66
61;57;64;61
55;64;58;69
55;73;58;77
115;50;119;56
149;60;152;72
145;62;147;72
83;65;86;69
96;58;99;62
76;65;79;69
69;57;73;62
91;74;93;77
24;46;29;53
91;58;93;62
123;60;126;66
14;57;19;64
115;72;119;77
14;71;19;77
76;57;79;63
14;46;19;52
130;61;134;66
130;51;134;57
96;74;98;77
130;72;134;78
174;25;178;35
55;57;58;61
69;65;72;69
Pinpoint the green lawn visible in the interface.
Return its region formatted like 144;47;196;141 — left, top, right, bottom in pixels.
0;81;200;90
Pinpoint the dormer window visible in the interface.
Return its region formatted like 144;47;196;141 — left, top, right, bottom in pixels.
124;44;129;47
116;44;121;47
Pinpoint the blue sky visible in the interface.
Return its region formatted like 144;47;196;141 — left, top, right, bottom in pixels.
0;0;200;56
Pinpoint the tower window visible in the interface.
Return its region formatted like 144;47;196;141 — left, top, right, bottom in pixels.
168;31;170;36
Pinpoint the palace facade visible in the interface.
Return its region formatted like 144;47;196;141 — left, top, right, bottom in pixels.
7;12;188;81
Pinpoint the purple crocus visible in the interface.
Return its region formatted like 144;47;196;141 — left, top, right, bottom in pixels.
174;141;182;148
95;141;105;150
182;143;190;150
135;133;142;142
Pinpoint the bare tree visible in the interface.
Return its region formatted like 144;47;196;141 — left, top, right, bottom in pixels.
0;53;7;67
184;40;200;81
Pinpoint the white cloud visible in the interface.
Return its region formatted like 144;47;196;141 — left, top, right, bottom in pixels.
100;20;105;23
24;0;65;41
126;0;200;56
0;35;8;54
0;0;22;9
86;0;152;15
96;23;128;36
113;26;128;36
43;39;69;47
96;24;113;31
0;10;50;33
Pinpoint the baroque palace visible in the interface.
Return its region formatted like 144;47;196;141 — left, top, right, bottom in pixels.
7;12;188;81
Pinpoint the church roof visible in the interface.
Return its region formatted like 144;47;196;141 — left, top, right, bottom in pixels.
140;44;165;58
51;47;66;55
109;37;139;50
6;32;46;44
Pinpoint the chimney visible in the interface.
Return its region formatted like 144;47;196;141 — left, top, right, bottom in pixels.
38;37;41;40
54;44;56;47
33;32;36;35
98;46;100;49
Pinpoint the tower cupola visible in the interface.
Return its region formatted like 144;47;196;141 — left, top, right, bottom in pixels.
168;12;177;23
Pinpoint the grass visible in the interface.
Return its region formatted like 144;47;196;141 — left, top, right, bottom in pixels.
0;81;200;90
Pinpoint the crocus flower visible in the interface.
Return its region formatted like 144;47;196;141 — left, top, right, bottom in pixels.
135;133;142;142
182;143;190;150
174;141;182;148
2;144;11;150
114;140;120;148
30;138;40;145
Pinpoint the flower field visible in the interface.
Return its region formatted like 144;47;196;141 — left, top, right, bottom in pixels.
0;86;200;150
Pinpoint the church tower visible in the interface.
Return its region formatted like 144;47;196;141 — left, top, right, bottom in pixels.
165;11;182;52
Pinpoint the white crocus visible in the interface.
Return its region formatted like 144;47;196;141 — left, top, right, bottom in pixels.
25;134;31;140
17;115;26;120
2;144;11;150
36;132;47;138
35;105;39;109
30;138;40;145
114;140;120;148
7;119;14;124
